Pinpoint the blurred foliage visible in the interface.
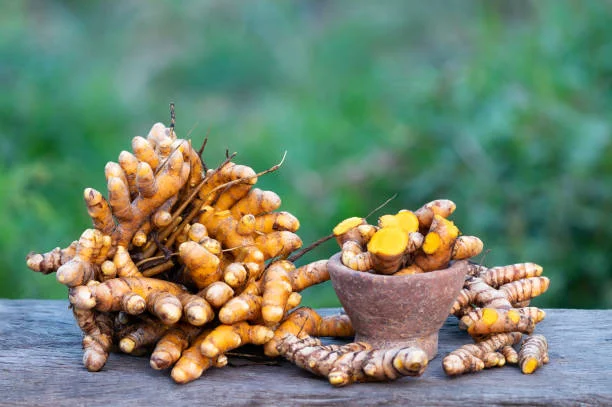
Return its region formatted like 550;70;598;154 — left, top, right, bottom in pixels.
1;0;611;308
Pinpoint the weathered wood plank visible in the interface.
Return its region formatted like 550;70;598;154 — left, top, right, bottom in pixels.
0;300;611;406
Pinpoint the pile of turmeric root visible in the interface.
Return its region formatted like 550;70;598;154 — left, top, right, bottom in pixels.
26;114;550;387
26;119;348;384
332;201;550;378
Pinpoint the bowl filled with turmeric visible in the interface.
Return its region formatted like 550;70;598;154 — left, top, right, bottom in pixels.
328;253;468;360
327;202;482;360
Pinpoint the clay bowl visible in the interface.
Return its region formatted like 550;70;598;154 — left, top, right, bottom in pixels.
328;253;468;360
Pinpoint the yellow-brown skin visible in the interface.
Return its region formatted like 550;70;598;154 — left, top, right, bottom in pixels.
255;231;303;259
451;235;484;260
56;229;112;287
199;281;234;308
442;332;522;376
254;211;300;233
414;215;459;272
277;334;428;387
199;322;273;358
119;319;169;354
109;144;191;247
341;240;374;272
501;345;519;364
519;334;549;374
198;162;257;206
229;188;281;218
264;307;354;357
499;277;550;306
179;241;222;290
262;260;295;325
459;307;546;336
478;263;543;288
414;199;456;229
113;245;142;278
393;264;424;276
72;308;114;372
333;217;367;246
289;260;329;292
150;324;202;370
170;329;218;384
218;292;262;324
84;188;115;235
26;241;77;275
450;276;513;317
69;277;186;314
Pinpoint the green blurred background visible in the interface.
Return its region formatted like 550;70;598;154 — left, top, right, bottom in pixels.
2;0;611;308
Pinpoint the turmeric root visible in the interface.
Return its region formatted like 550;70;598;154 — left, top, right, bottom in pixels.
84;188;115;235
414;215;459;272
261;260;294;324
450;276;512;317
26;241;77;274
451;236;484;260
179;241;222;290
499;277;550;307
199;322;273;358
69;277;186;314
341;240;374;272
442;332;522;375
501;345;519;364
255;231;302;259
366;227;408;274
229;188;281;218
333;217;367;246
459;307;546;336
478;263;543;288
150;323;202;370
264;307;354;357
73;308;114;372
519;334;548;374
254;211;300;233
199;281;234;308
414;199;456;229
277;334;428;387
170;329;221;384
119;318;169;354
289;260;330;292
56;229;112;287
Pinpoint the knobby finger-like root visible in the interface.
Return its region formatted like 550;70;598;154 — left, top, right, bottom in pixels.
264;307;353;357
262;260;294;325
119;318;169;354
150;324;202;370
341;241;373;272
26;241;78;274
478;263;543;288
442;332;522;376
459;307;545;337
73;308;114;372
367;227;408;274
519;334;549;374
170;329;226;384
199;322;273;358
414;199;456;230
56;229;112;287
414;215;459;272
450;276;512;317
277;334;428;387
289;260;330;292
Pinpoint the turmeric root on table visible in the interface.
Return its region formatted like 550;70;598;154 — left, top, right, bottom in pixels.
277;334;428;387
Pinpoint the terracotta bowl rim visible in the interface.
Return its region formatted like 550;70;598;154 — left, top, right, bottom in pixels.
327;252;469;281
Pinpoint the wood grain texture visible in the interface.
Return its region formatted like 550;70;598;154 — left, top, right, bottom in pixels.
0;300;611;406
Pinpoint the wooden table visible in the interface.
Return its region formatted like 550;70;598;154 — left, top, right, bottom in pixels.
0;300;610;406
